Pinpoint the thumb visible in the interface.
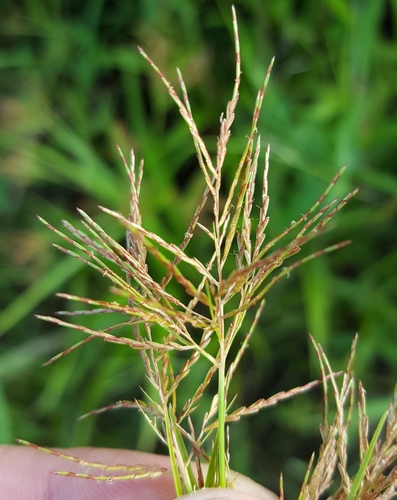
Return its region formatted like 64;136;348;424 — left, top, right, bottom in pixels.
177;475;278;500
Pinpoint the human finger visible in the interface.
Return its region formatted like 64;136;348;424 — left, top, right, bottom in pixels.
177;472;278;500
0;445;175;500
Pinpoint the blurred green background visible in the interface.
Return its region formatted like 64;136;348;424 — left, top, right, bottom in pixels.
1;0;396;496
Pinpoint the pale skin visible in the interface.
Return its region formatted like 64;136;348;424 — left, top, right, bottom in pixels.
0;446;278;500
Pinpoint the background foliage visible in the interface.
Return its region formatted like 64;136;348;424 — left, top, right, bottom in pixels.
1;0;396;496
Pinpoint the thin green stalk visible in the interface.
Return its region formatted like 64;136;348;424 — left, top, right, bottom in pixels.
168;408;196;494
346;410;388;500
164;406;184;496
217;341;226;487
205;431;218;487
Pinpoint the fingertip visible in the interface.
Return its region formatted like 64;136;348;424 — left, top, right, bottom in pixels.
177;487;276;500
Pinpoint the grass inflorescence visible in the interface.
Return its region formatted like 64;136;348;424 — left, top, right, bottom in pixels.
17;7;397;499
